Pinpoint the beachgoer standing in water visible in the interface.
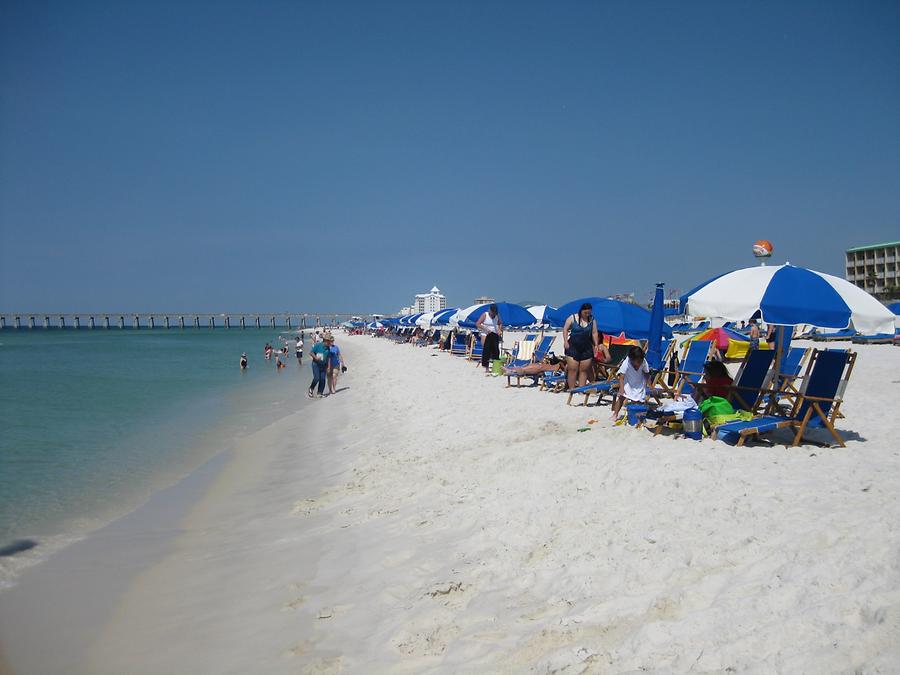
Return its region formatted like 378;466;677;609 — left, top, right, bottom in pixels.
475;304;503;374
295;335;304;365
327;336;346;394
240;353;248;370
309;334;330;398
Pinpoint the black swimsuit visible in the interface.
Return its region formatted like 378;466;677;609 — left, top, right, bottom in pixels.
566;316;595;362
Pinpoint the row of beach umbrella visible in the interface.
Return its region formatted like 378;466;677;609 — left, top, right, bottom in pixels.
383;299;675;341
375;263;895;374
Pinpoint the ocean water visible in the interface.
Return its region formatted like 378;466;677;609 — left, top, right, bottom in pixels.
0;328;314;588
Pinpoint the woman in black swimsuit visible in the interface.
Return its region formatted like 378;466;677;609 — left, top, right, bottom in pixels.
563;303;601;391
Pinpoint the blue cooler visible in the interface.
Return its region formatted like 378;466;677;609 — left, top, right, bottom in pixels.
683;408;703;440
626;404;648;426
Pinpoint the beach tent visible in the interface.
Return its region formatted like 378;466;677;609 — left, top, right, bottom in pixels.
452;302;536;329
548;298;674;341
686;326;765;360
680;263;895;375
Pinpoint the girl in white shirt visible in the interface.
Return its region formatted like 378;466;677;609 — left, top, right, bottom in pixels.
611;346;650;420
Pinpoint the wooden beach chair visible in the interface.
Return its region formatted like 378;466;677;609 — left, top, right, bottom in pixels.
712;348;857;447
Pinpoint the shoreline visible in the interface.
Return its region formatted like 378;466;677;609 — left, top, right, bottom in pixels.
0;334;306;597
0;341;348;675
2;336;900;672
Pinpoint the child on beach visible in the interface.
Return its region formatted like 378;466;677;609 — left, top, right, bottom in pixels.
611;346;650;420
691;360;733;403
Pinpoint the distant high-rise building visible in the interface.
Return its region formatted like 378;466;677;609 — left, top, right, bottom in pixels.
413;286;446;313
845;241;899;297
473;296;494;306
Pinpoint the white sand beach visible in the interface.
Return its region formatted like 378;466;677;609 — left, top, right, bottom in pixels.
2;335;900;674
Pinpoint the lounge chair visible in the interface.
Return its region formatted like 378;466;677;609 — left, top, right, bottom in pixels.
649;340;713;400
466;334;484;360
767;346;810;407
650;347;774;436
505;334;538;367
712;348;857;447
449;332;469;355
565;353;627;406
812;328;857;342
540;371;567;392
851;330;898;345
505;336;556;387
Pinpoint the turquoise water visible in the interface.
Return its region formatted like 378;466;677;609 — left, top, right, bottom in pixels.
0;328;313;585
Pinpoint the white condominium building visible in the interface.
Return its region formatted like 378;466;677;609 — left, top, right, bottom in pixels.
413;286;446;313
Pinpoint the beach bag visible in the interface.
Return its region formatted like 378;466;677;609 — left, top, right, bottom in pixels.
699;396;734;419
491;359;505;376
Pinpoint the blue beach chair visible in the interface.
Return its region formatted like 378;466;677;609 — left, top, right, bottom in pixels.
713;348;857;448
563;342;636;406
649;339;713;400
505;336;556;387
812;328;857;342
650;346;774;436
450;332;470;356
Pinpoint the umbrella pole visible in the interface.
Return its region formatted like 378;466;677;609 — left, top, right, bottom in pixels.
769;325;784;415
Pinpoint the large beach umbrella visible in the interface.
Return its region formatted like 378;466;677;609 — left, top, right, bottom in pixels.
680;264;894;334
454;302;536;329
647;283;666;368
548;297;674;340
416;312;437;328
432;308;459;326
680;263;895;378
400;313;423;326
527;305;556;326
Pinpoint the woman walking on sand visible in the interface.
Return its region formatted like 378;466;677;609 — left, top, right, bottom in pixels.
327;335;346;394
475;304;503;374
308;334;330;398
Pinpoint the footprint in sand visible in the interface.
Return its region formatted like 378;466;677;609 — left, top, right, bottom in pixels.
393;617;461;657
300;656;345;674
291;499;321;516
283;596;307;611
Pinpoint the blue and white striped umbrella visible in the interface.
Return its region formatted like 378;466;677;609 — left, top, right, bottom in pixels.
680;264;894;334
453;302;535;329
526;305;556;325
432;308;459;326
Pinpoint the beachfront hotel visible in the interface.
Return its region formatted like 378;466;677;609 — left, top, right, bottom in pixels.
473;295;495;305
845;241;900;298
413;286;446;313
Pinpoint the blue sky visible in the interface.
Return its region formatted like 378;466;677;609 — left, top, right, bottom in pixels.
1;0;898;314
